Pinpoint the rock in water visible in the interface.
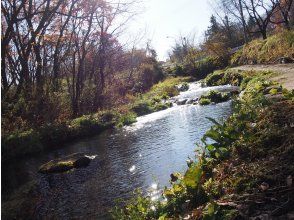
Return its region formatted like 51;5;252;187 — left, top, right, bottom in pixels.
176;99;188;105
39;153;95;174
73;156;91;168
186;99;194;104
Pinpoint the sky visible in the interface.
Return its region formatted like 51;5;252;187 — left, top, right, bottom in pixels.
119;0;213;61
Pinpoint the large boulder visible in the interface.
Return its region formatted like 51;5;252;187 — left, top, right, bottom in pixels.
39;153;96;174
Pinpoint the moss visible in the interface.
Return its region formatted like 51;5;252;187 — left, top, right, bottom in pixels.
39;160;75;173
205;70;243;86
199;90;231;105
199;98;211;105
38;153;92;174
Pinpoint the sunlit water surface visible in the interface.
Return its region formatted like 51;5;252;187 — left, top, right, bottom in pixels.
2;83;238;219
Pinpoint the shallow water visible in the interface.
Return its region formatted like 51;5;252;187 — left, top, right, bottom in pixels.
2;82;238;219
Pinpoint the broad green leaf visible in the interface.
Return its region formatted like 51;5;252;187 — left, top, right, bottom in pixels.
206;144;215;152
183;164;203;189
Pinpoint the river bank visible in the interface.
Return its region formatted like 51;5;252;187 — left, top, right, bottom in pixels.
113;68;294;219
2;77;192;162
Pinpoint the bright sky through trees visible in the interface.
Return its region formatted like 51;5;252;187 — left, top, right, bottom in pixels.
120;0;213;61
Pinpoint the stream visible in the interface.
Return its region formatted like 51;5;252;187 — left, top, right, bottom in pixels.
2;82;239;219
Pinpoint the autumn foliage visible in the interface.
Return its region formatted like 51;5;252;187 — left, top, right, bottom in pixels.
1;0;164;133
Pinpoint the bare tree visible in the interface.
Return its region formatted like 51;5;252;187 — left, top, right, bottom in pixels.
242;0;279;39
216;0;249;42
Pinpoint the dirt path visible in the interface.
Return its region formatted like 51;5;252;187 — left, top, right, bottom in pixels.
232;64;294;90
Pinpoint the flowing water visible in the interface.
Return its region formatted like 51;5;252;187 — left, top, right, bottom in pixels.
2;82;239;219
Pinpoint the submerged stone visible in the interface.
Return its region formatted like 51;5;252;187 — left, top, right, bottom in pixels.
38;153;96;174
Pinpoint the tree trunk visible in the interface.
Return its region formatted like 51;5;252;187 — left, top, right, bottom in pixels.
238;0;248;43
261;30;267;39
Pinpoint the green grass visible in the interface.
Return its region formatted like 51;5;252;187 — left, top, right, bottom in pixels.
131;77;190;116
142;77;191;100
205;69;243;86
2;111;116;161
116;112;137;127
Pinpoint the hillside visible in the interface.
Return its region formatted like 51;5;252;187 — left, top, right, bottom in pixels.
231;31;294;65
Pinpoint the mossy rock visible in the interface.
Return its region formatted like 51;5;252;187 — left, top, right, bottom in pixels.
199;90;231;105
205;70;243;86
199;98;211;105
38;153;95;174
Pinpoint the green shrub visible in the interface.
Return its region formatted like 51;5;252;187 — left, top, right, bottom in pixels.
199;98;211;105
205;71;225;86
151;96;161;103
173;65;185;76
171;56;225;79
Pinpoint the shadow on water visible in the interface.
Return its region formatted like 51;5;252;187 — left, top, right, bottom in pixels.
2;82;238;219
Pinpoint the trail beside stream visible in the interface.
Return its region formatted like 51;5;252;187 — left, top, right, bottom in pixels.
233;64;294;90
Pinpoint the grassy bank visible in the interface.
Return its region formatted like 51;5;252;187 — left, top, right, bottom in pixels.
112;70;294;219
231;30;294;65
2;77;190;162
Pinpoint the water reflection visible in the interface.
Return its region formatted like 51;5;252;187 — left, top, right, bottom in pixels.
2;82;236;219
